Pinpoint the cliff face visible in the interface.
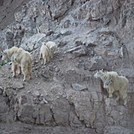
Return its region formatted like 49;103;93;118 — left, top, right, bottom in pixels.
0;0;134;134
0;0;30;30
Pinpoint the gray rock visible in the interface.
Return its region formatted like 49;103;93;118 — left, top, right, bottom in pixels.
0;96;9;113
20;33;46;51
60;30;72;36
46;0;73;20
5;31;14;48
18;104;35;124
32;90;40;97
12;81;24;90
89;56;110;71
0;96;9;122
64;69;83;84
14;6;26;22
13;25;25;47
35;104;53;125
71;83;88;91
51;98;70;126
69;111;82;128
104;126;133;134
72;45;87;57
0;0;134;133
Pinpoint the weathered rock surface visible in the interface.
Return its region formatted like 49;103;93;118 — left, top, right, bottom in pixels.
104;126;133;134
0;0;134;134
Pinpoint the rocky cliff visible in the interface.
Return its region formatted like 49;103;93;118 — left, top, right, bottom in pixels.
0;0;134;134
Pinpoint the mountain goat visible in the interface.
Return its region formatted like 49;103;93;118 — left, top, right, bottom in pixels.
39;41;57;64
11;48;32;81
103;74;128;105
94;70;128;105
1;46;21;77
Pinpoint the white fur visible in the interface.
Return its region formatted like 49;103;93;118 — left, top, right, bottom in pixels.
103;74;128;105
94;70;118;82
39;41;57;64
46;41;57;54
94;70;128;105
2;46;19;61
2;46;21;77
11;48;32;81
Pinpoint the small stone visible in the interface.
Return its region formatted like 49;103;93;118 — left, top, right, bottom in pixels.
55;67;60;72
27;90;31;93
12;81;24;90
43;98;48;104
60;30;72;36
33;91;40;97
72;83;88;91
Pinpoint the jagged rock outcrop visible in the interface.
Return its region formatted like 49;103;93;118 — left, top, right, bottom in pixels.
0;0;134;134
